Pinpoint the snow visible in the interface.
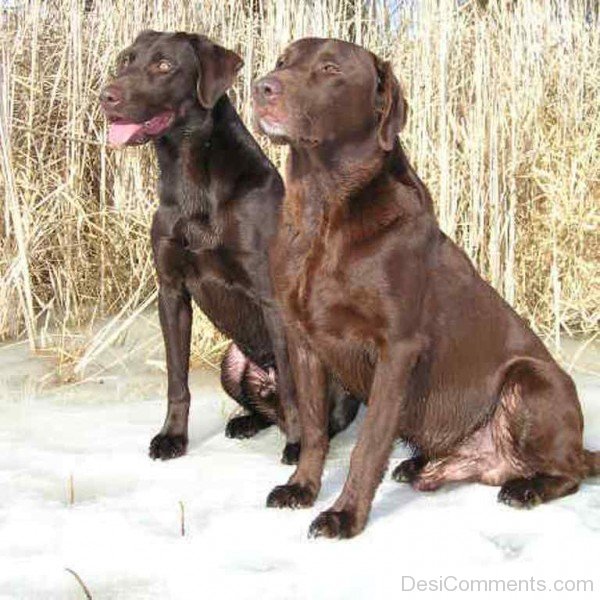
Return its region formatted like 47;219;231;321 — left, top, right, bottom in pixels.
0;328;599;599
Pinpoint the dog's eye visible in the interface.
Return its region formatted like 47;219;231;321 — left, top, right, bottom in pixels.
321;63;341;74
156;60;172;73
275;57;285;69
119;54;132;68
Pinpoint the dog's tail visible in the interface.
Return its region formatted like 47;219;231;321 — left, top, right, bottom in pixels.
584;450;600;477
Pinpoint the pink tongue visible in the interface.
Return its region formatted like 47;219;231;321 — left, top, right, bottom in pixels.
108;122;144;147
107;111;174;147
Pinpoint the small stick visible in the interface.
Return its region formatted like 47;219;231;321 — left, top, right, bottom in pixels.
68;474;75;505
65;568;93;599
179;500;185;537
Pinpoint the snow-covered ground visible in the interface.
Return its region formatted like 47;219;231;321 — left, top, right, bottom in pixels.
1;326;599;599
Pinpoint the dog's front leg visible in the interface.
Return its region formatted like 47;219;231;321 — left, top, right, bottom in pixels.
149;284;193;460
266;338;328;507
262;305;301;464
308;336;425;538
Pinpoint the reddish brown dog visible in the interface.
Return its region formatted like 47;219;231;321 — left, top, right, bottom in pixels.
252;38;599;539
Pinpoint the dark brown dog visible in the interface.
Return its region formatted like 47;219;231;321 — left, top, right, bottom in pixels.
100;31;359;464
253;38;599;538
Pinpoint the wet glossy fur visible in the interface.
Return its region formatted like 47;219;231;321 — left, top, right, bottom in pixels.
253;37;599;538
101;31;359;463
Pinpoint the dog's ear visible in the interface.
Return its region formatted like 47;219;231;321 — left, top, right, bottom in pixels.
188;35;243;109
373;56;408;151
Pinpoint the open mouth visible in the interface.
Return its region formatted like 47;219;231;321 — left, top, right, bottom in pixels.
107;110;175;147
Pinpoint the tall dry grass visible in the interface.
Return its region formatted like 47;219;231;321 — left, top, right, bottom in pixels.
0;0;598;378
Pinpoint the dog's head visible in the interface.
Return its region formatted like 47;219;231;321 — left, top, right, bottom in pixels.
252;38;407;151
100;31;242;147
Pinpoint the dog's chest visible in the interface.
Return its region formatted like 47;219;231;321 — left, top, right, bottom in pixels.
155;147;243;280
159;158;222;250
154;201;269;358
292;262;379;397
279;223;382;391
176;210;220;252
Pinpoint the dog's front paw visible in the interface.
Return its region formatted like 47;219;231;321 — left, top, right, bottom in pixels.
308;510;356;539
225;414;266;439
498;478;542;509
149;433;187;460
266;483;315;509
281;442;301;465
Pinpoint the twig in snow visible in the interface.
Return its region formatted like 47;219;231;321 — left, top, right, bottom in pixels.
179;500;185;537
65;568;93;599
68;473;75;505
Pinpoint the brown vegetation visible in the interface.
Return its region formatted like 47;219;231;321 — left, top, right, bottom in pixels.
1;0;598;376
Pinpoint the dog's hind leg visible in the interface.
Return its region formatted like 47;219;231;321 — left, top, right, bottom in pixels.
495;358;586;508
221;343;274;439
392;359;588;500
394;451;486;492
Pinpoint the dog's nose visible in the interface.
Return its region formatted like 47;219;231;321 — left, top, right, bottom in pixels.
253;76;283;104
100;85;123;107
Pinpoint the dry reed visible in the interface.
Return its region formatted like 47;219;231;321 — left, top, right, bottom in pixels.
0;0;598;377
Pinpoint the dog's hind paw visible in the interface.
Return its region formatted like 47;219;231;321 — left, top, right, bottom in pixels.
498;478;542;509
225;414;270;439
281;442;301;465
391;456;425;483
